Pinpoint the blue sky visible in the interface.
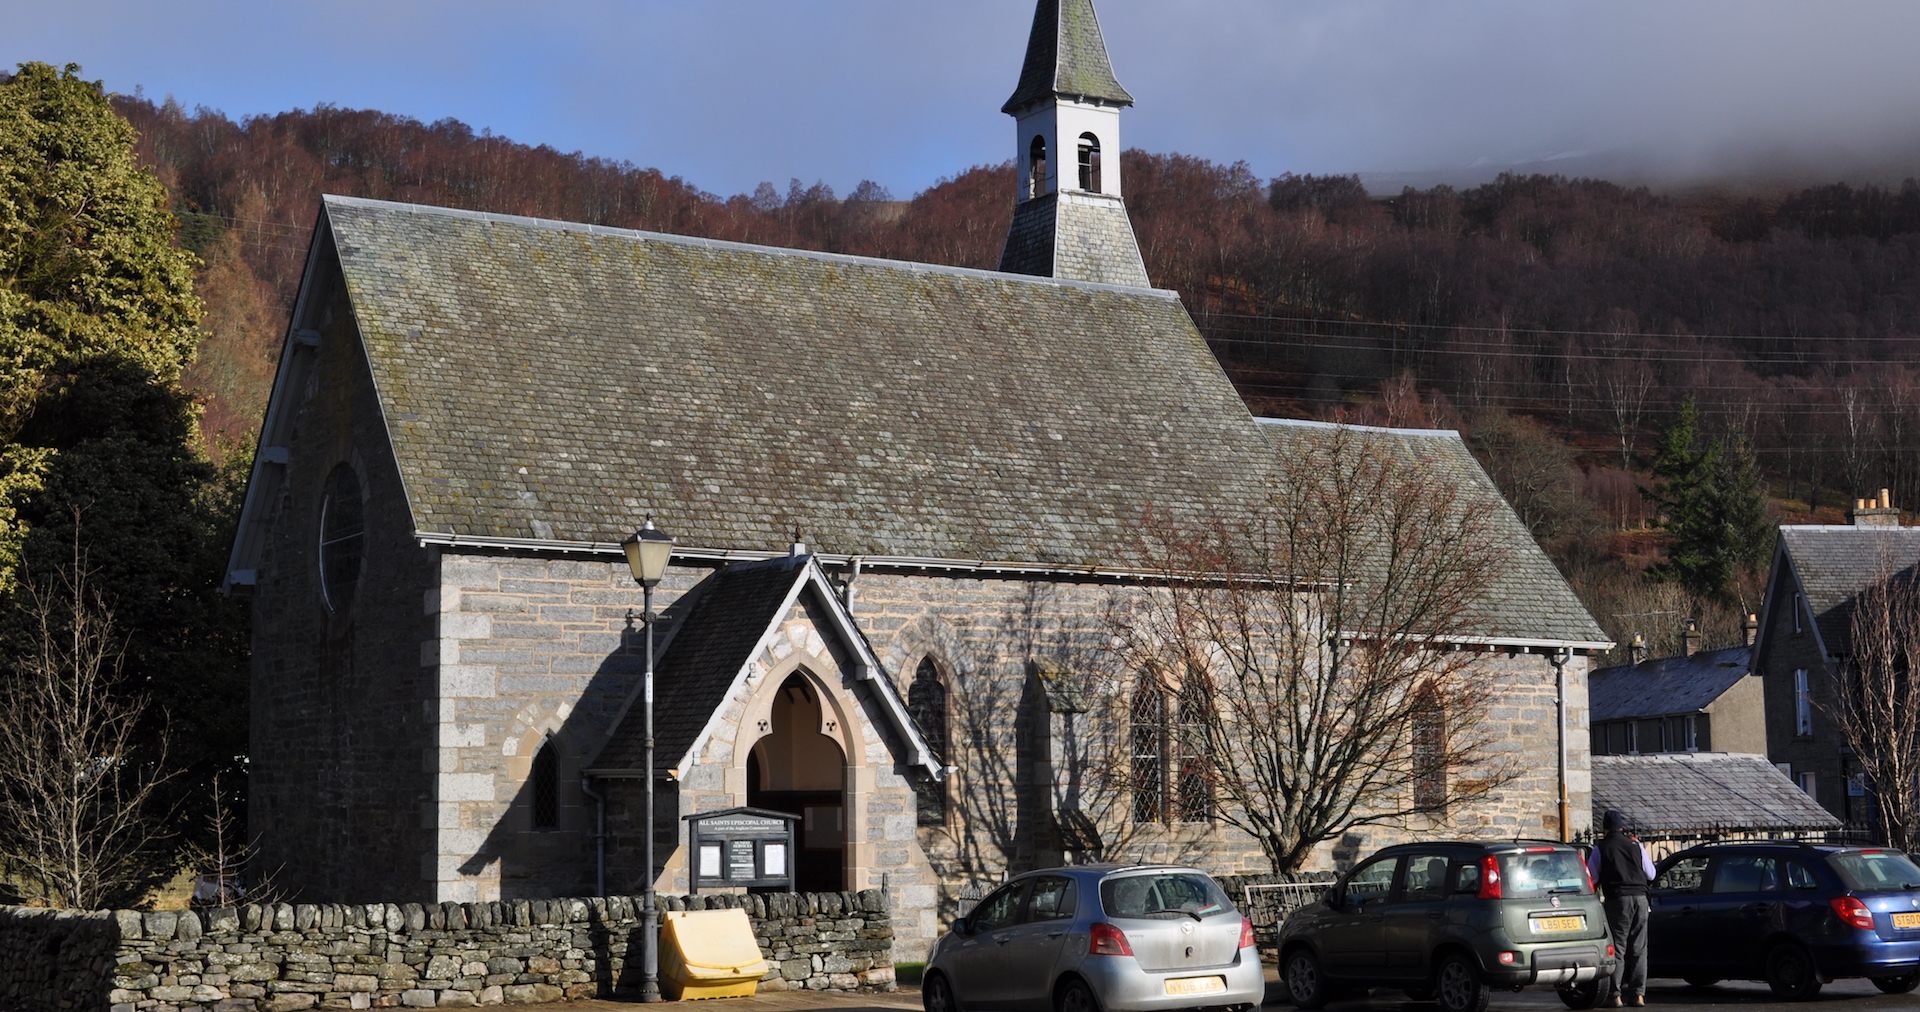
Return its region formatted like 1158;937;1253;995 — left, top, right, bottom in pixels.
10;1;1920;198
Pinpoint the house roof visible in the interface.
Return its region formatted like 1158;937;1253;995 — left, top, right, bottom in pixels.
1003;0;1135;113
1775;525;1920;657
584;554;936;777
1588;645;1750;722
1255;419;1610;648
322;194;1274;572
231;196;1607;647
1592;753;1841;836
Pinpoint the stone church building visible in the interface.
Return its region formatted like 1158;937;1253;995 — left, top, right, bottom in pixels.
224;0;1608;959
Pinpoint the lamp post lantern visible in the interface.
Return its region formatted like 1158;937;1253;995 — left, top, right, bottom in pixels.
622;518;673;1003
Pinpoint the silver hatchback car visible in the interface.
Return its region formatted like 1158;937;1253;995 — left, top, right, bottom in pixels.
923;865;1263;1012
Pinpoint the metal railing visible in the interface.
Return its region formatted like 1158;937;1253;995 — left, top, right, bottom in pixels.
1240;881;1328;949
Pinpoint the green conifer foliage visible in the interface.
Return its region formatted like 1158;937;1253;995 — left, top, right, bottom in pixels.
0;63;204;592
0;63;247;898
1645;398;1775;605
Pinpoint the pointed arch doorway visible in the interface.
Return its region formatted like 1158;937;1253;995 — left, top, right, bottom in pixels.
746;672;846;892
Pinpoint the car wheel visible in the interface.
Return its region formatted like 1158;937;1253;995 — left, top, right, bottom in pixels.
1682;976;1721;988
1557;975;1613;1009
1284;949;1331;1010
925;974;961;1012
1056;978;1099;1012
1435;954;1491;1012
1764;943;1823;1001
1871;974;1920;995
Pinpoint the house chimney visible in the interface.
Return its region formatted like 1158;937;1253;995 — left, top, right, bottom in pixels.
1853;489;1902;527
1682;618;1700;657
1744;612;1758;647
1629;632;1647;665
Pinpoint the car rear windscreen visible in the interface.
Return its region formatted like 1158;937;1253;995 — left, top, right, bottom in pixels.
1831;850;1920;891
1101;872;1236;919
1499;850;1592;898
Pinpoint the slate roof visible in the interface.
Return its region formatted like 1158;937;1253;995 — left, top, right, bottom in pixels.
275;196;1607;647
1592;753;1842;834
324;195;1273;570
1255;419;1609;647
1003;0;1135;113
1777;526;1920;656
587;556;810;774
1589;645;1750;722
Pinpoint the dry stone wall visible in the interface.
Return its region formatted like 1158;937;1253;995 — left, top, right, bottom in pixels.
0;889;892;1012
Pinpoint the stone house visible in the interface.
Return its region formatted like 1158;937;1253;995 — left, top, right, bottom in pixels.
222;0;1609;961
1588;643;1764;756
1753;496;1920;828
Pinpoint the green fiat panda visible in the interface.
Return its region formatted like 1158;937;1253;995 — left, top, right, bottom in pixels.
1277;841;1617;1012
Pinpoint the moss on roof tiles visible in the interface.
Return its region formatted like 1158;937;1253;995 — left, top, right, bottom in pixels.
324;195;1604;645
1002;0;1134;113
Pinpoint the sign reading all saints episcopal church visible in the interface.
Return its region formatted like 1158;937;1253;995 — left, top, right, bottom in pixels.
685;808;800;893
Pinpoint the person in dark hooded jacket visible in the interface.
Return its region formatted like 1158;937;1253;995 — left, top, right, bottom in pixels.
1587;809;1656;1006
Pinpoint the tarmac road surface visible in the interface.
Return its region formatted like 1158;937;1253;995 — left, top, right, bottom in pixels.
525;976;1918;1012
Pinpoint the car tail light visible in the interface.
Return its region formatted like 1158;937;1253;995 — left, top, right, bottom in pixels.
1833;896;1876;931
1607;945;1616;958
1238;916;1257;950
1477;855;1502;900
1090;922;1134;956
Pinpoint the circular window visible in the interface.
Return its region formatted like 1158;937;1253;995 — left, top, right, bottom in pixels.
319;465;365;612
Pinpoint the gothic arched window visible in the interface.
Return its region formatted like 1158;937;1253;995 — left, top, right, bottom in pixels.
1029;135;1049;199
1077;132;1102;193
1412;684;1448;811
1175;679;1213;823
908;659;949;827
532;738;559;829
1131;678;1166;823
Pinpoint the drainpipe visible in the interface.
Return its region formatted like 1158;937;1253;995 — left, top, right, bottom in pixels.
843;557;862;610
581;776;606;897
1550;648;1572;842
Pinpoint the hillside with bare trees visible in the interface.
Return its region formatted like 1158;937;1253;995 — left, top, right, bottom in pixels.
111;96;1920;663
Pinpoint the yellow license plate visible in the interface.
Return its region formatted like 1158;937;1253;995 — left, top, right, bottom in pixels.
1530;915;1586;933
1893;912;1920;929
1165;977;1227;996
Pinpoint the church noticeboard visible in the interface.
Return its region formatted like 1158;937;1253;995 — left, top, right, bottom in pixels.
684;807;800;894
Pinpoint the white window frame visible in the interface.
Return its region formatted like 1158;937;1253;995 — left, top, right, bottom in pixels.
1794;669;1813;736
1798;771;1817;801
1683;715;1699;751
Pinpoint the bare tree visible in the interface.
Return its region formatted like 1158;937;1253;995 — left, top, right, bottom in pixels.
1588;342;1656;470
1111;426;1520;872
1829;568;1920;850
180;772;285;907
0;540;175;908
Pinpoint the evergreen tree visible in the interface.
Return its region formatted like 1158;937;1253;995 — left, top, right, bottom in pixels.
1644;398;1774;604
0;63;248;897
0;63;203;589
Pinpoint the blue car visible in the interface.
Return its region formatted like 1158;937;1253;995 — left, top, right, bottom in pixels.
1648;842;1920;1000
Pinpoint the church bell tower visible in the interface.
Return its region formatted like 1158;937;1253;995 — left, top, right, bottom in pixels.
997;0;1152;288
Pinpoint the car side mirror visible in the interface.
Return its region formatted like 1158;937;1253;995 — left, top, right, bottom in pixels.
1322;888;1341;909
951;917;970;936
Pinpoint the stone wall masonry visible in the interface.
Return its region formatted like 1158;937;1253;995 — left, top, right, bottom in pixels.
0;890;892;1012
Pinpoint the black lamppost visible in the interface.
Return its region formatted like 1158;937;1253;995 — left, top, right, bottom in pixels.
622;518;674;1003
